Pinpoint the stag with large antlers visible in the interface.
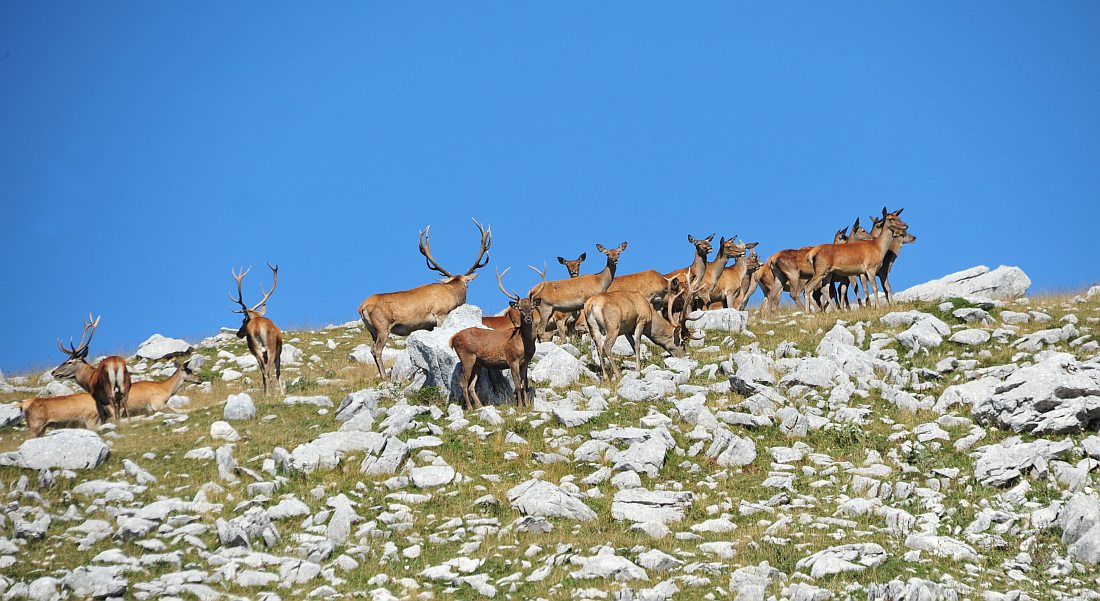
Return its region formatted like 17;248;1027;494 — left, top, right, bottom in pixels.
804;213;910;311
585;273;704;380
528;242;627;342
229;263;284;395
51;314;131;424
450;268;545;410
359;219;492;378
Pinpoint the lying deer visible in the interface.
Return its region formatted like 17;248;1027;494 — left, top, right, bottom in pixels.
229;263;284;396
450;268;545;410
21;392;99;437
126;362;202;414
585;274;703;380
52;315;131;423
529;242;627;342
359;219;492;378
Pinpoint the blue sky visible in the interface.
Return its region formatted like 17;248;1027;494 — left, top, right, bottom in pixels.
2;2;1098;372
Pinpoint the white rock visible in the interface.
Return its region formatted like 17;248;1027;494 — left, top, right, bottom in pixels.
894;265;1031;301
410;465;456;488
135;334;193;360
507;479;597;522
223;393;256;421
0;429;109;470
948;329;991;345
795;543;887;579
209;421;240;442
690;309;748;333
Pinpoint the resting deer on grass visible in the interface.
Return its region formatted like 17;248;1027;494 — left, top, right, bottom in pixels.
450;267;545;410
127;362;202;414
804;216;910;311
359;219;492;378
229;263;284;396
529;242;627;342
51;315;130;424
585;273;704;380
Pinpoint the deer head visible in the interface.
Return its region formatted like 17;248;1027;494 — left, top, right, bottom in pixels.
498;267;545;327
557;253;586;278
718;236;749;260
687;234;715;257
850;218;873;241
419;218;492;284
52;314;100;380
594;242;628;266
228;262;279;336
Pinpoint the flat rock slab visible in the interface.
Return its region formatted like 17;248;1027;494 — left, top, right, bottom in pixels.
611;488;693;525
894;265;1031;301
795;543;887;579
507;479;597;522
0;429;109;470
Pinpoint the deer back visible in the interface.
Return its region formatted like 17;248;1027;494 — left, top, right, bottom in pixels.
608;270;669;305
362;278;469;329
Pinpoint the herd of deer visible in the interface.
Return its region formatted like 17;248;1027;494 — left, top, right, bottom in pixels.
19;209;914;434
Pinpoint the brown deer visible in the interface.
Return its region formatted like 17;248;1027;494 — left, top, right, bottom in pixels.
664;233;717;291
832;218;875;310
585;274;703;380
229;263;284;396
359;219;492;378
608;269;678;309
804;217;910;311
51;315;131;423
695;237;754;306
867;209;916;304
126;362;203;414
711;247;763;309
528;242;627;342
764;226;853;314
450;268;545;410
557;252;586;278
21;392;99;437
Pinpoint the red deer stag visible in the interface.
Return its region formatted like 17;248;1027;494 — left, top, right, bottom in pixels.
51;315;131;423
229;263;284;396
529;242;627;342
359;219;492;378
450;268;545;410
804;217;910;311
585;274;704;380
127;362;203;414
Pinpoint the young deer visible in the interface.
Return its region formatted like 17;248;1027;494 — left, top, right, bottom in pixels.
450;268;545;410
52;315;131;423
804;217;910;311
585;274;703;380
359;219;492;378
528;242;627;342
229;263;284;396
21;392;99;437
126;362;202;414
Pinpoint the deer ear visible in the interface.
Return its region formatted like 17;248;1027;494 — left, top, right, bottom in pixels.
578;252;586;261
687;235;696;243
894;208;904;216
509;301;519;309
77;347;89;360
532;298;542;307
617;241;628;251
595;243;607;252
557;257;567;265
881;206;889;217
255;306;267;316
705;233;715;242
464;272;480;282
747;242;759;249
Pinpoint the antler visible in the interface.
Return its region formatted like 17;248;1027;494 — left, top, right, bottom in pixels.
57;313;100;357
418;226;455;278
228;266;252;314
496;267;520;302
529;262;548;299
252;262;279;311
463;218;492;276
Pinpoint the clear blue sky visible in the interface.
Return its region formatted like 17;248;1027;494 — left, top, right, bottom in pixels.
2;2;1098;372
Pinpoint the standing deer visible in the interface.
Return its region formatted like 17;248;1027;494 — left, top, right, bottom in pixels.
764;226;853;314
832;218;875;310
450;268;545;410
711;247;763;309
51;315;131;424
529;242;628;342
804;217;910;311
695;237;754;306
126;362;203;414
664;233;717;291
21;392;99;437
867;208;916;304
228;263;284;395
585;274;703;380
359;219;492;378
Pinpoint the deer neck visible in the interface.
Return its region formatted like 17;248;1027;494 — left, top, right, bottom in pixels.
164;368;187;396
445;277;469;306
869;227;897;261
597;259;618;292
72;361;98;392
518;318;538;356
689;251;708;282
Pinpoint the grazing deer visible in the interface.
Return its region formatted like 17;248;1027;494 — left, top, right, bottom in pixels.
52;315;131;424
557;252;586;278
711;247;763;309
585;274;703;380
126;362;202;414
229;263;284;396
867;208;916;304
804;218;910;311
21;392;99;438
529;242;628;342
359;219;492;378
450;268;545;410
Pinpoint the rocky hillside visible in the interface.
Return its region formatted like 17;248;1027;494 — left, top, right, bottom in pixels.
1;267;1099;601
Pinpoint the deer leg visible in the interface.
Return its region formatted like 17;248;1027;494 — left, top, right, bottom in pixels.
866;270;881;308
602;330;619;380
633;323;645;371
370;327;390;380
804;273;829;313
509;363;523;407
555;311;569;345
881;273;894;304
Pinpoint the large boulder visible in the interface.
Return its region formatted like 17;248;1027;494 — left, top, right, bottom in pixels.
0;429;109;470
894;265;1031;302
972;436;1074;487
404;305;517;406
972;353;1100;434
507;479;597;521
135;334;193;361
689;309;748;333
1061;492;1100;565
0;402;23;428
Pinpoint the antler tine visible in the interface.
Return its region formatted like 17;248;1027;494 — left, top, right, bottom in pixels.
463;218;492;276
530;261;548;298
228;265;251;313
496;267;521;302
418;225;456;278
252;262;279;311
64;313;99;356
